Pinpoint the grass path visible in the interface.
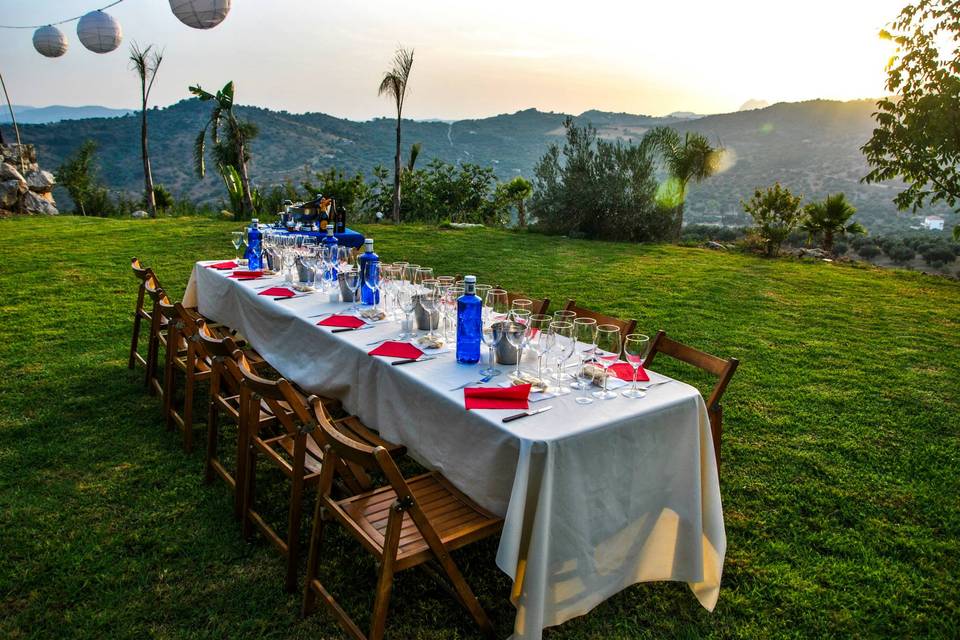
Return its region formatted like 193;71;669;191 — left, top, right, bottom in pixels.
1;216;958;639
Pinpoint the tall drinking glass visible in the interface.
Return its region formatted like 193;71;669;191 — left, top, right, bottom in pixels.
507;309;531;377
621;334;651;399
592;325;622;400
571;317;597;390
231;231;243;262
396;282;417;339
549;321;575;393
419;279;441;340
526;314;554;382
480;289;508;376
511;298;533;315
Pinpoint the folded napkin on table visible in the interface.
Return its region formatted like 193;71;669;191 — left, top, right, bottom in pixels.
368;341;423;359
258;287;296;298
229;270;264;280
207;261;238;270
464;383;531;410
318;314;365;329
607;361;649;382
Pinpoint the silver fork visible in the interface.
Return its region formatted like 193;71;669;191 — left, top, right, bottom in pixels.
637;380;673;391
448;372;496;391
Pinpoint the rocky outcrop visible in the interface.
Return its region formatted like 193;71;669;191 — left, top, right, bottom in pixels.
0;144;58;216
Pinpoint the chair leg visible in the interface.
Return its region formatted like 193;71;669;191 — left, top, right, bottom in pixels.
129;311;142;369
182;364;196;451
234;415;250;519
285;470;305;593
302;508;326;616
205;399;219;485
164;355;177;432
241;440;257;539
438;550;496;637
369;508;403;640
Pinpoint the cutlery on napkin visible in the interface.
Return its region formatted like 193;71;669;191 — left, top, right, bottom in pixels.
391;355;437;366
464;383;531;410
368;341;424;359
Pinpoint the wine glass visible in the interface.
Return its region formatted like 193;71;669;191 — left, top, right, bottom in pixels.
592;325;622;400
414;267;434;288
231;231;243;262
282;236;297;284
480;289;508;376
507;309;531;377
404;264;421;285
621;334;651;399
442;285;463;343
396;282;417;339
475;284;492;304
511;298;533;315
363;260;383;313
343;266;361;309
419;279;442;340
554;310;576;323
526;314;554;383
571;318;598;391
549;321;575;393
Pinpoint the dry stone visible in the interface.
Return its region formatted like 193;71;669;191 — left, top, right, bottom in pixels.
25;170;55;193
0;179;26;207
0;162;26;184
22;190;58;215
0;144;58;215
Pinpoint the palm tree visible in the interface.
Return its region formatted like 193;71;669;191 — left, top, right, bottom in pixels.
189;81;255;217
129;43;163;218
802;193;865;253
645;127;722;240
378;47;415;224
498;176;534;227
406;142;422;173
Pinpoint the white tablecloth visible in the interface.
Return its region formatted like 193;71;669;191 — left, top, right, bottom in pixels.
185;263;726;639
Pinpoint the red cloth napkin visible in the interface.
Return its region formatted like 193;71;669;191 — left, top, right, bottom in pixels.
368;341;423;359
207;261;237;270
258;287;296;298
318;314;365;329
464;383;531;410
607;362;650;382
229;270;264;280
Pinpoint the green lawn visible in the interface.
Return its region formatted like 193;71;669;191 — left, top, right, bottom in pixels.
1;216;958;639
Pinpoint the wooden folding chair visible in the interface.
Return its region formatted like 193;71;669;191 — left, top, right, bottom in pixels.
302;398;502;640
562;299;637;335
128;257;155;370
644;330;739;472
143;279;171;396
237;369;404;592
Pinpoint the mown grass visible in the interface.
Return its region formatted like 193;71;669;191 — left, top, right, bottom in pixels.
1;216;958;639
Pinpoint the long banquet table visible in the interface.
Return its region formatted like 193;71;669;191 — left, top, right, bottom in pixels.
184;262;726;640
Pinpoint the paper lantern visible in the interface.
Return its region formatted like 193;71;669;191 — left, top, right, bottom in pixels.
77;10;122;54
33;25;68;58
169;0;232;30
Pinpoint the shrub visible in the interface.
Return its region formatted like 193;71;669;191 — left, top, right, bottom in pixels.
922;246;957;266
833;241;849;256
887;244;916;264
858;244;881;259
741;183;804;256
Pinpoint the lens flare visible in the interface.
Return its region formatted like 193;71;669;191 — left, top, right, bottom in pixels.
655;177;685;209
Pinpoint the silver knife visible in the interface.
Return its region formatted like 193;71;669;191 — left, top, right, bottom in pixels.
391;355;437;366
502;405;554;423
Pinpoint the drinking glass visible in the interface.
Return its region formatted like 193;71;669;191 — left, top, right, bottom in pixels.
282;237;297;284
549;321;575;393
396;282;417;339
592;325;622;400
363;260;383;313
511;298;533;315
414;267;434;288
554;310;576;323
343;266;362;308
571;318;597;390
507;309;531;377
480;289;508;376
231;231;244;262
392;262;409;285
436;276;455;288
526;314;554;382
419;279;442;340
574;363;596;405
404;264;421;285
475;284;492;307
442;285;463;343
621;334;651;399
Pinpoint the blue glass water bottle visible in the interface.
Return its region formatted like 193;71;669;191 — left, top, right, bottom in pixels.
244;219;262;270
358;238;380;305
321;227;339;278
456;275;483;364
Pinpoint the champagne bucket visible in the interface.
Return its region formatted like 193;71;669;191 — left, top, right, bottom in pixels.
414;294;440;330
494;321;523;365
295;258;311;283
338;270;355;302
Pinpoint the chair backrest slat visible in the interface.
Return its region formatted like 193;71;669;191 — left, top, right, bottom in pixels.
312;399;379;468
645;330;739;410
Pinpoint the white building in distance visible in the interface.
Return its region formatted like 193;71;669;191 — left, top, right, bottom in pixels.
922;215;945;231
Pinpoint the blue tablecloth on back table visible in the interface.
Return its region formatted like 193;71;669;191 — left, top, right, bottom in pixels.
274;227;365;249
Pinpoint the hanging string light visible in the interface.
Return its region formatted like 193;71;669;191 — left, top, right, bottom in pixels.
32;25;69;58
1;0;231;58
77;10;123;54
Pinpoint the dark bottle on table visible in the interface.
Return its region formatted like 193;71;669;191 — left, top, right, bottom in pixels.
332;199;346;234
358;239;380;305
457;275;482;364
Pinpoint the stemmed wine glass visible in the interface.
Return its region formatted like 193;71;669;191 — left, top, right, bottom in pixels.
442;285;463;343
507;309;531;377
573;318;598;404
548;320;575;393
363;260;383;314
231;231;244;263
621;334;651;399
343;264;361;309
404;264;421;285
592;325;622;400
282;236;297;284
396;282;417;339
419;279;442;340
480;289;508;377
526;314;554;383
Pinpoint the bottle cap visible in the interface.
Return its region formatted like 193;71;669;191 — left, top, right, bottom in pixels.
327;227;334;235
464;275;476;283
251;218;258;224
364;238;374;250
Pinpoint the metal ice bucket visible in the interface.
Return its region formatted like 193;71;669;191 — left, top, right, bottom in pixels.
338;270;356;302
414;293;441;330
493;321;523;365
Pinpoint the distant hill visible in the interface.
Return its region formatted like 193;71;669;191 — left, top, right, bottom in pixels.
7;98;953;232
0;105;134;124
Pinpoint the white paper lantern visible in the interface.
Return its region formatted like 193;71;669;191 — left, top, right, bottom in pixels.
77;10;122;54
169;0;232;30
33;25;68;58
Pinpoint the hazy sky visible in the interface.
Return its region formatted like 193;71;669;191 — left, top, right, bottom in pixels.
0;0;904;120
